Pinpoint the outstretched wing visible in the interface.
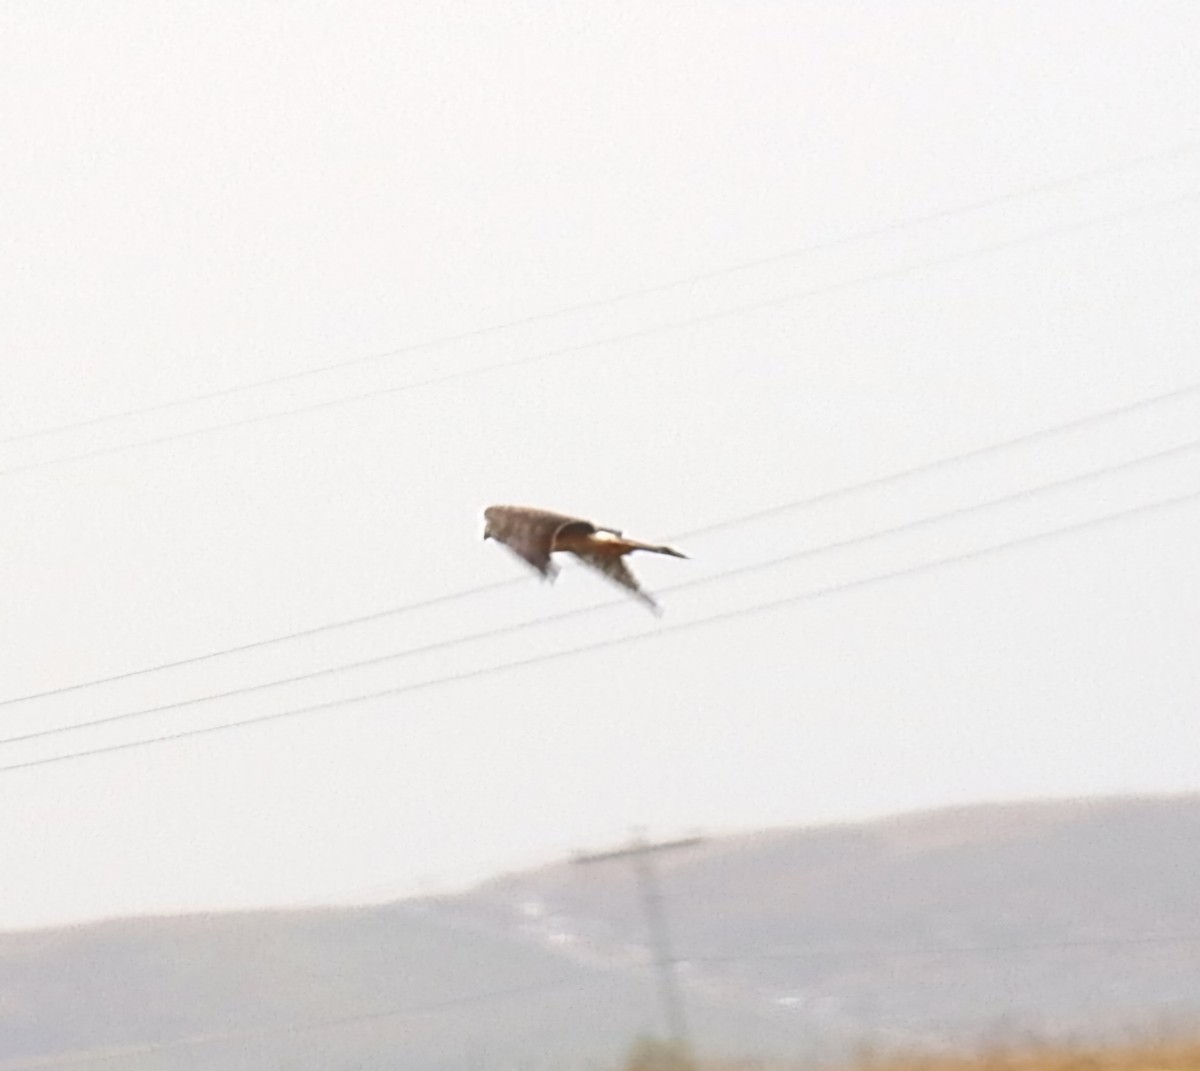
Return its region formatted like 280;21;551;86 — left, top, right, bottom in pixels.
571;547;661;614
485;505;590;580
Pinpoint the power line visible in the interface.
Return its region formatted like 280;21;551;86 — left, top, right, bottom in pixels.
7;139;1197;449
677;384;1200;541
0;578;521;709
669;437;1200;591
689;932;1200;965
7;433;1197;748
3;381;1195;709
2;487;1195;777
3;188;1197;481
6;974;611;1069
11;931;1200;1069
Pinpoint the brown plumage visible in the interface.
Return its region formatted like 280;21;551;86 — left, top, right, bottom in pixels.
482;505;687;613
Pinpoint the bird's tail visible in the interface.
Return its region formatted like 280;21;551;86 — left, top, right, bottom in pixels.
627;539;688;559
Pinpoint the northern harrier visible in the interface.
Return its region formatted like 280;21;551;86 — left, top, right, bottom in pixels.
482;505;688;613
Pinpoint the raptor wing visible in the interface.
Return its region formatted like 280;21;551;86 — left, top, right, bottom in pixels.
571;547;661;614
486;507;565;579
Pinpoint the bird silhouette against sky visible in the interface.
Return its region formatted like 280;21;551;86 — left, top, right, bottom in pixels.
483;505;688;613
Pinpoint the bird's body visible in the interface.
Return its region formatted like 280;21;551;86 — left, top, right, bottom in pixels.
482;505;687;612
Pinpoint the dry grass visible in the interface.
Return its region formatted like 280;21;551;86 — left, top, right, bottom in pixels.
866;1037;1200;1071
673;1035;1200;1071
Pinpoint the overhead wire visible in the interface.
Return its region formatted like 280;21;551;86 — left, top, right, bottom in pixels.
689;932;1200;965
12;929;1200;1068
6;433;1198;748
5;138;1197;449
3;380;1196;710
2;188;1198;481
2;486;1195;776
6;974;613;1069
678;383;1200;540
0;577;521;709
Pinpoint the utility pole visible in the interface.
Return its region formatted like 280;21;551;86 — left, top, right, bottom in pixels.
572;828;704;1049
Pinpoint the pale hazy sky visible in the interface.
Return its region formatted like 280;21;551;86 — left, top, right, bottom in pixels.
2;2;1198;931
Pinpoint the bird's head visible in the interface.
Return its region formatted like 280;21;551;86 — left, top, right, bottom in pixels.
482;506;497;541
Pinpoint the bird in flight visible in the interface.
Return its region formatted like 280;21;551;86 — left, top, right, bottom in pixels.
483;505;688;613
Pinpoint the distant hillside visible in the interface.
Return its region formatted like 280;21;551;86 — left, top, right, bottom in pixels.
3;795;1200;1070
0;901;745;1071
